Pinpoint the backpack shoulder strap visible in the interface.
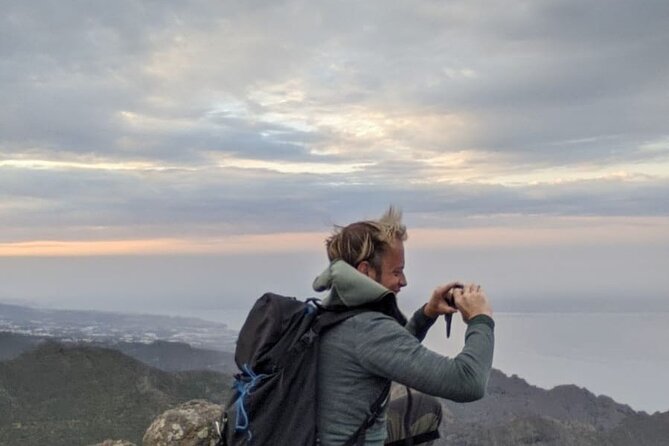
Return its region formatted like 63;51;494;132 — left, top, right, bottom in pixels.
311;306;367;334
342;380;392;446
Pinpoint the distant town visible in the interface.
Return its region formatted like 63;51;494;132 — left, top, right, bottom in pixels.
0;302;238;352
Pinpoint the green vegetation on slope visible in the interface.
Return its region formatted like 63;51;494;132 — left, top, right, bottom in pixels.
0;341;231;446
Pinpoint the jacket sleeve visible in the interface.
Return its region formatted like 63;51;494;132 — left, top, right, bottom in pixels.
355;313;495;402
404;305;438;341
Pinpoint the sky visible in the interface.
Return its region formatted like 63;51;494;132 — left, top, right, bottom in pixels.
1;0;668;315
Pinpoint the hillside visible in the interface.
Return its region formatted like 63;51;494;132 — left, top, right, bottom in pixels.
438;370;669;445
0;342;231;446
112;339;236;375
0;332;42;361
0;331;236;374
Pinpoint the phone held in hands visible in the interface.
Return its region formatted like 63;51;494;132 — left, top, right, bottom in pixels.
444;284;463;338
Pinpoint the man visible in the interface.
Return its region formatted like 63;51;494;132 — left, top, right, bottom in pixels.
313;207;495;446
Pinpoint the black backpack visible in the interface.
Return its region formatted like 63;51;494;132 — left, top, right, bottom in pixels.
216;292;391;446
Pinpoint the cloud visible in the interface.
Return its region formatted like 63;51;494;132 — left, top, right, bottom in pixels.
1;0;668;244
1;157;667;244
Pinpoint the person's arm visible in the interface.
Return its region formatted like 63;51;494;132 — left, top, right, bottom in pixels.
355;312;495;402
404;305;438;341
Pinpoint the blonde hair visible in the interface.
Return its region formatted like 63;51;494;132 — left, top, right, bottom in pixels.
325;206;407;271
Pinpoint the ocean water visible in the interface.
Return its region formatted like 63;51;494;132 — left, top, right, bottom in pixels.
423;311;669;414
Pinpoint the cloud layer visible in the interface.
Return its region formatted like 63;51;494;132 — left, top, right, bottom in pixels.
1;0;668;244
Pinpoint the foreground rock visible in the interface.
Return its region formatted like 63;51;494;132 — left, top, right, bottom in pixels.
143;400;223;446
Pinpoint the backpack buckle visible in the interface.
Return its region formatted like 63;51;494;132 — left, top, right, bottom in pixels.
300;329;317;346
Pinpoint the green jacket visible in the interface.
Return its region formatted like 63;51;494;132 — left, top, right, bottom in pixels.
314;260;495;446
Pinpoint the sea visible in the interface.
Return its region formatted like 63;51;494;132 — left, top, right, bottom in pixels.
424;311;669;414
177;308;669;414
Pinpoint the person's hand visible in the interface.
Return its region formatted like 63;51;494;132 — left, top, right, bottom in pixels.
452;283;493;322
423;282;463;318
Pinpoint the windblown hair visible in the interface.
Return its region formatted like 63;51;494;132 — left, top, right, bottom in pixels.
326;206;407;271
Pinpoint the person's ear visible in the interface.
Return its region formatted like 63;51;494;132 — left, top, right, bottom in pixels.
357;261;371;276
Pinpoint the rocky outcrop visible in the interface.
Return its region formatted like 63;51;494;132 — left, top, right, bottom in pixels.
142;400;223;446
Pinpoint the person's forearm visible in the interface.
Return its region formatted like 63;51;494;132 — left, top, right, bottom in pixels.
446;315;495;400
405;305;438;341
360;315;495;401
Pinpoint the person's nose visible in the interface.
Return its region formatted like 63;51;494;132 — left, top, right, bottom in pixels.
399;273;407;288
